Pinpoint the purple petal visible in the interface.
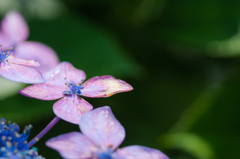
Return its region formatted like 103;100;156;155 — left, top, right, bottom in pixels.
19;84;65;100
46;132;97;159
43;62;86;88
8;55;40;67
14;41;59;73
1;11;29;42
79;106;125;151
114;145;169;159
0;32;12;50
53;95;93;124
0;62;45;84
82;75;133;97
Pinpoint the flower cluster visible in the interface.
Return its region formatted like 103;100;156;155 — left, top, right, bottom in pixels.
0;118;44;159
0;11;169;159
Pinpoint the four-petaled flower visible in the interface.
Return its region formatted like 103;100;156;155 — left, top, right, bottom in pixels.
19;62;133;124
0;45;45;83
46;106;169;159
0;11;59;73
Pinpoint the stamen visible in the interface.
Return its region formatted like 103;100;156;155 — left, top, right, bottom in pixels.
2;136;6;140
13;149;18;153
1;147;6;151
6;141;12;148
79;79;84;86
64;77;71;87
5;47;13;58
14;132;20;137
6;152;11;156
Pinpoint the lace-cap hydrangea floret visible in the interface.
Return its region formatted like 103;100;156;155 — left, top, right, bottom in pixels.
46;106;169;159
0;11;59;73
0;45;45;84
19;62;133;124
0;118;44;159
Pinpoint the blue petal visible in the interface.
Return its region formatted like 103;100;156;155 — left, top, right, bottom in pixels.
76;85;83;95
63;91;73;95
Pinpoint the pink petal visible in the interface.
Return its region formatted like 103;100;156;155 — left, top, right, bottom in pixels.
14;41;59;73
53;95;93;124
0;62;45;84
79;106;125;151
114;145;169;159
8;55;40;67
46;132;97;159
1;11;29;42
19;84;65;100
82;75;133;97
0;32;12;50
43;62;86;88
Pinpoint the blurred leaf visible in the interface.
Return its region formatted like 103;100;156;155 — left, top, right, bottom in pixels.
0;77;25;100
172;90;217;132
28;14;143;79
112;0;167;26
207;25;240;57
0;94;54;124
151;0;240;49
189;69;240;159
159;132;215;159
155;62;231;159
0;0;65;19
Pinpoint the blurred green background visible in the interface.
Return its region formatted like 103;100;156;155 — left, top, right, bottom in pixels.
2;0;240;158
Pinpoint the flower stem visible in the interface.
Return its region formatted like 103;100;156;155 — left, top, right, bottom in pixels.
27;116;60;148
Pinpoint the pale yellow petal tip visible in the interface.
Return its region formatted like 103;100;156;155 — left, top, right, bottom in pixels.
107;92;115;97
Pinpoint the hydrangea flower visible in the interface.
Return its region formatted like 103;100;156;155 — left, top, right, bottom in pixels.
0;11;59;73
19;62;133;124
0;118;44;159
46;106;169;159
0;45;45;83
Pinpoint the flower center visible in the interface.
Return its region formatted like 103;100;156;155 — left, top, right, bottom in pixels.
97;153;112;159
0;45;13;63
63;77;84;96
94;146;113;159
